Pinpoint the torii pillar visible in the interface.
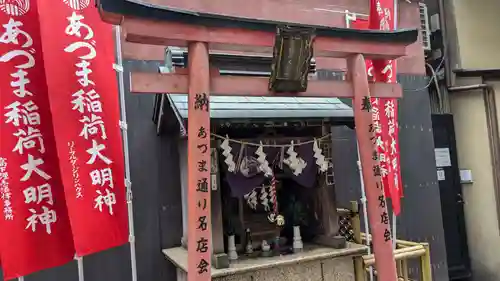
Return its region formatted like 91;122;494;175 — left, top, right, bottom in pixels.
96;1;418;281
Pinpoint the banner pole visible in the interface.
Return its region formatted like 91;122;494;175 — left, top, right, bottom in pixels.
392;212;397;249
392;0;399;250
113;25;138;281
76;256;84;281
356;143;374;281
18;277;24;281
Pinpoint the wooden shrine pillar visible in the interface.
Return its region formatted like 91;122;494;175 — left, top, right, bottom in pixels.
187;42;213;281
314;124;345;248
349;54;398;281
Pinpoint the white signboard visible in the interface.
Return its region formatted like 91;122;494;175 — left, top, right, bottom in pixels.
437;169;445;181
434;148;452;168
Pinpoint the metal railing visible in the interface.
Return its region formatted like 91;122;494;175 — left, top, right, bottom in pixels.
338;202;433;281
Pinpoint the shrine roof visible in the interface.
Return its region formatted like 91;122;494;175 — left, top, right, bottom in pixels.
99;0;418;44
166;95;353;120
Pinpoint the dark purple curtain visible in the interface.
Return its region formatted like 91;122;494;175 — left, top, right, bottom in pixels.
222;141;319;197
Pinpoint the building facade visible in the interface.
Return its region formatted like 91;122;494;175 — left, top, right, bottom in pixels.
432;0;500;280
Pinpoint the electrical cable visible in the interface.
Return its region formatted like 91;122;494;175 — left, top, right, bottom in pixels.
404;55;445;92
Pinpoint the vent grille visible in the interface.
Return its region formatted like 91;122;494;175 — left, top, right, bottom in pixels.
419;2;431;51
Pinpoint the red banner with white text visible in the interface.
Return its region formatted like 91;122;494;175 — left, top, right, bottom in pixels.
36;1;128;256
350;18;391;197
351;18;393;199
0;0;75;278
368;0;402;215
351;3;402;215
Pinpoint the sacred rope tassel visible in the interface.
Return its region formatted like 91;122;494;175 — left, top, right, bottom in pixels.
220;136;236;172
244;188;258;210
260;185;271;211
313;138;329;173
283;141;307;176
270;175;278;215
255;141;273;177
267;176;285;226
267;177;277;224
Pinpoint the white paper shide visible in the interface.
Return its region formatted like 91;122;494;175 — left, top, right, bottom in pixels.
220;137;235;173
312;139;328;172
283;141;307;176
255;142;273;177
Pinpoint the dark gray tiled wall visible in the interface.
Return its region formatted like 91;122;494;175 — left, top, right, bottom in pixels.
333;75;449;281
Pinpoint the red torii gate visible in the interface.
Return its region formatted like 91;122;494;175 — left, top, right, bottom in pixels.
96;1;418;281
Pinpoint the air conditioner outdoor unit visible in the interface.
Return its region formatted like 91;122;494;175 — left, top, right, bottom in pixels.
419;2;432;51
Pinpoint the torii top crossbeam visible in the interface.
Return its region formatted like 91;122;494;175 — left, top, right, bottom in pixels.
98;1;417;98
96;1;418;281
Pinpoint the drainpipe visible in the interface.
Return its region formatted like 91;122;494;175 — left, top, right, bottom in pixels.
448;83;500;233
437;0;453;87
